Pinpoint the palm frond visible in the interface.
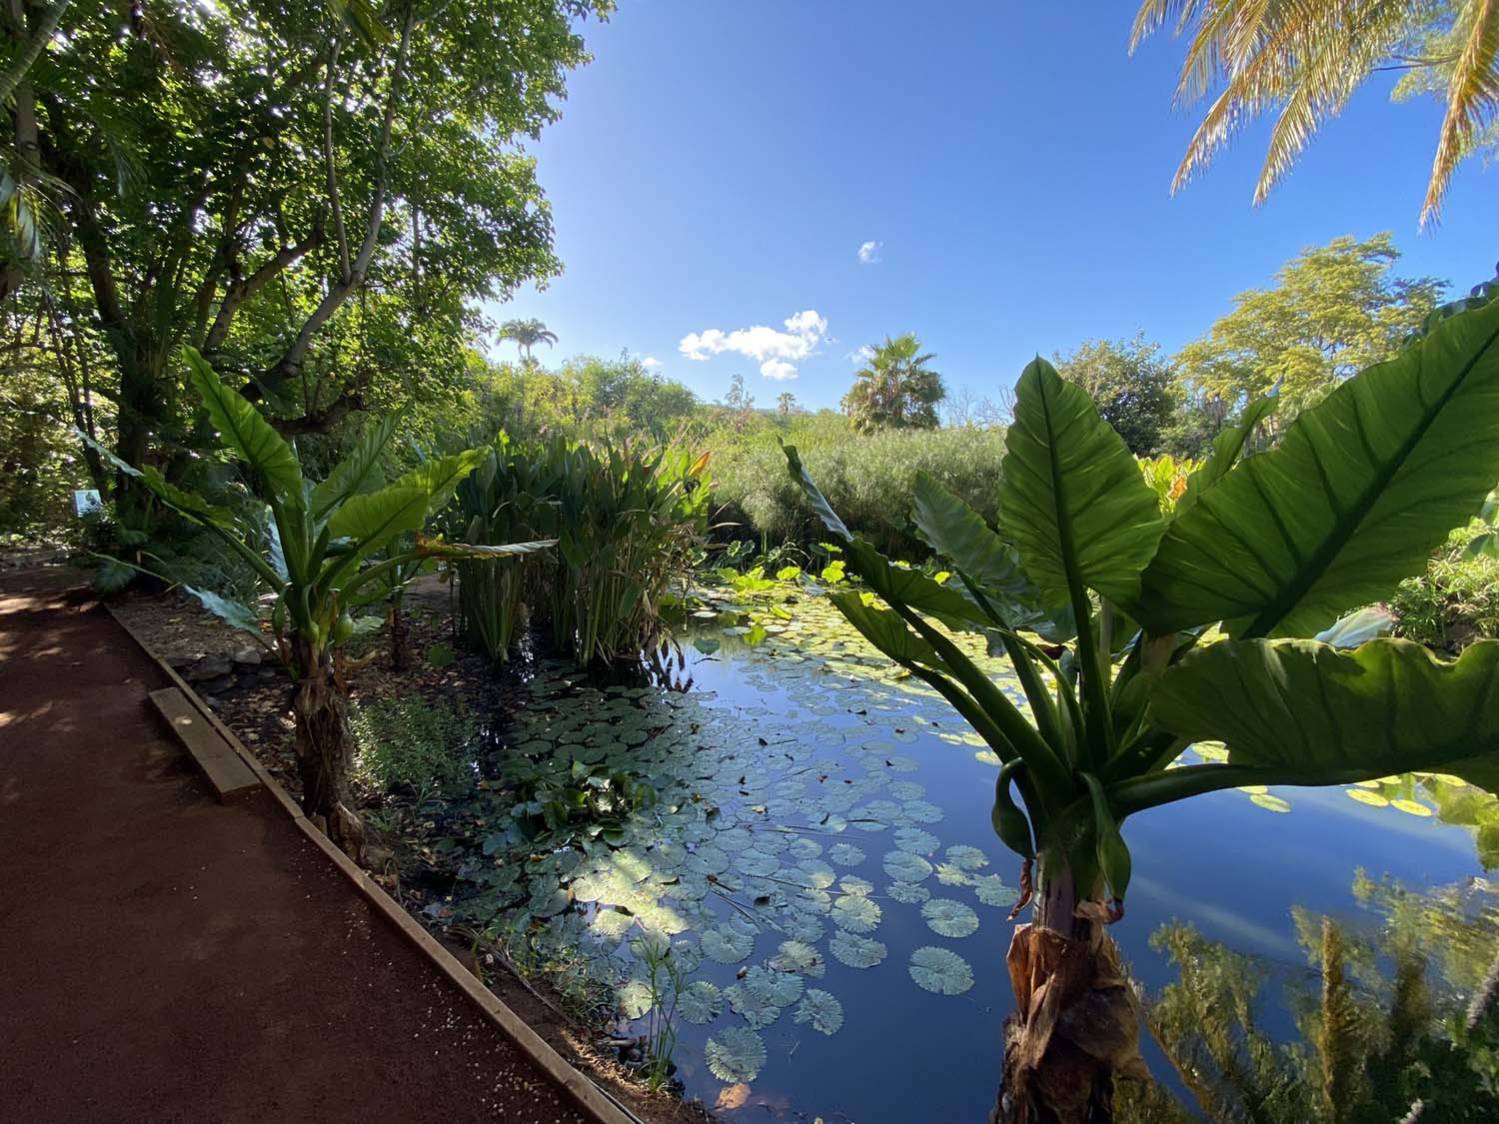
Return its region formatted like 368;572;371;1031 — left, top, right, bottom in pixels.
1424;0;1499;223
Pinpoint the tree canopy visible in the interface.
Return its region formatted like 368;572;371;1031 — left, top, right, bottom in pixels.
842;333;946;432
1053;333;1175;456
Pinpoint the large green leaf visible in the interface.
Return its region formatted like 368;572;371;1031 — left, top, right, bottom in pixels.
414;537;557;561
182;347;304;504
1137;297;1499;639
1174;391;1278;517
310;416;396;519
999;357;1165;607
1151;638;1499;793
827;590;941;666
327;452;481;552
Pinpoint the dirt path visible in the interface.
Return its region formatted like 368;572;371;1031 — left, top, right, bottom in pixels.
0;570;596;1123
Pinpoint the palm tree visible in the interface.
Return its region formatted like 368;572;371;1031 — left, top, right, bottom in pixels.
841;333;945;432
498;317;558;368
1131;0;1499;225
776;391;796;416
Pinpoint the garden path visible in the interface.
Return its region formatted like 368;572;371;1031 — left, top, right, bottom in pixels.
0;568;594;1123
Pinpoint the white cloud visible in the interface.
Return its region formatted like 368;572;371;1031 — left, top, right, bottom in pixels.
847;344;875;365
640;356;662;371
857;240;882;265
679;309;828;381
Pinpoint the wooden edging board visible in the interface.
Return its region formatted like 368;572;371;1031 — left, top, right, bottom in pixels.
104;603;640;1124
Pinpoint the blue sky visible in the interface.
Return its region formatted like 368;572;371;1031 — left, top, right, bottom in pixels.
484;1;1498;413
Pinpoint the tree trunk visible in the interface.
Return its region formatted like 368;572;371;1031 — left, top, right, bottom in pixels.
388;598;407;671
291;634;364;860
992;854;1144;1124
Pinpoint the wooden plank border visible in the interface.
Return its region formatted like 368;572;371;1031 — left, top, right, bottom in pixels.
105;603;640;1124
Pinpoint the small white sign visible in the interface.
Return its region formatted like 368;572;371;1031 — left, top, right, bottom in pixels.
73;489;103;518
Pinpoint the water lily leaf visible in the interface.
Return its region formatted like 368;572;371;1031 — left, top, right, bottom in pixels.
1391;798;1434;817
705;1026;767;1083
1347;788;1391;807
972;874;1018;908
922;898;980;938
839;875;875;896
735;849;780;877
934;863;974;886
827;843;866;867
831;894;882;934
900;799;944;824
743;963;804;1007
1250;793;1292;813
701;922;756;964
617;978;655;1019
787;837;824;860
590;907;634;941
894;828;939;854
887;881;931;905
793;988;845;1036
678;980;724;1025
883;851;934;883
909;946;975;995
770;939;826;978
724;983;781;1030
944;845;989;871
829;930;888;969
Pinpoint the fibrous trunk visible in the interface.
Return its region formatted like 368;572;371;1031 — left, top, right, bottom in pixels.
291;635;364;860
993;856;1143;1124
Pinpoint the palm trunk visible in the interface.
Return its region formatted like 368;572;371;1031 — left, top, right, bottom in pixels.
993;853;1143;1124
291;634;364;859
388;597;407;671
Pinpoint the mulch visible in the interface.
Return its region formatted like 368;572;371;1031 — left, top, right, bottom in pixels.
0;567;597;1124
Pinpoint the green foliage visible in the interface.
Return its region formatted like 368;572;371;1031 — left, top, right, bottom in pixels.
1175;234;1447;416
712;414;1008;557
1391;524;1499;653
350;695;476;794
1053;333;1176;456
455;435;710;666
841;333;946;432
783;289;1499;919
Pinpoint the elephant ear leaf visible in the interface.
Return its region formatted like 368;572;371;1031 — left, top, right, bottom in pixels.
311;416;396;519
182;346;305;504
999;357;1165;607
1137;296;1499;639
1151;638;1499;794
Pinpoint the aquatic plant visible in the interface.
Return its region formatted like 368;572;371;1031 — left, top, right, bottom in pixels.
91;347;550;855
783;279;1499;1121
456;435;710;666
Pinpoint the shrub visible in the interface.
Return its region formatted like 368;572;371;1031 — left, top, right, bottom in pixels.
1390;523;1499;652
350;695;477;795
708;418;1007;557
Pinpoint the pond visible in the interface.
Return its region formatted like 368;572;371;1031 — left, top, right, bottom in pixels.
408;584;1499;1121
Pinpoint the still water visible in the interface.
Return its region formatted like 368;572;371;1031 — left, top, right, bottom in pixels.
426;589;1496;1122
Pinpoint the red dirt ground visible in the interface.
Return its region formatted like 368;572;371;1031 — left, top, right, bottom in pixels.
0;569;596;1123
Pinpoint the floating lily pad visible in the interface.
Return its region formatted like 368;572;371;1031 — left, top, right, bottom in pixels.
922;898;980;938
831;894;882;934
944;845;989;871
883;850;934;883
1390;798;1433;817
678;980;724;1025
770;939;826;978
829;930;888;968
1250;793;1292;814
934;862;975;886
616;978;655;1019
901;800;944;824
972;874;1018;908
701;923;756;964
894;827;939;854
793;989;845;1035
839;875;875;896
887;881;931;905
909;946;975;995
827;843;866;867
1346;788;1391;807
743;963;804;1007
705;1027;767;1083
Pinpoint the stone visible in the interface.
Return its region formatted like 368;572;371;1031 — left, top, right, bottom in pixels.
185;655;232;682
199;674;236;695
166;654;200;671
231;647;262;668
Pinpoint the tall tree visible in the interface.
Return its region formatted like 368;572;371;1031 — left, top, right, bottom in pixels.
776;390;796;416
842;333;946;432
20;0;607;506
1131;0;1499;224
498;317;558;367
1176;233;1446;415
1053;333;1175;456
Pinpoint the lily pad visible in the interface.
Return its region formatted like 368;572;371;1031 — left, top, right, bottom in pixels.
831;894;883;934
909;946;975;995
829;930;888;968
1390;798;1434;817
770;939;826;978
1346;788;1391;807
705;1026;767;1083
922;898;980;938
1250;793;1292;814
887;881;931;905
793;988;845;1035
894;827;939;854
827;843;866;867
616;978;655;1019
678;980;723;1025
972;874;1018;908
883;851;934;883
743;963;804;1007
701;922;756;964
944;845;989;871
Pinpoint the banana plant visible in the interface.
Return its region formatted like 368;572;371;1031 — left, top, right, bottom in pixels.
91;347;553;856
783;287;1499;1123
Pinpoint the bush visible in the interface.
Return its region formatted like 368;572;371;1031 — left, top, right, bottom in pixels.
1390;524;1499;652
350;695;477;794
707;416;1007;557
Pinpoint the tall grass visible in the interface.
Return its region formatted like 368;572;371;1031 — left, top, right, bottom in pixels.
454;435;710;666
707;416;1008;557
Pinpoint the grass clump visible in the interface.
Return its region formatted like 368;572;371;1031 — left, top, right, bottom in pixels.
1390;523;1499;652
350;695;476;795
